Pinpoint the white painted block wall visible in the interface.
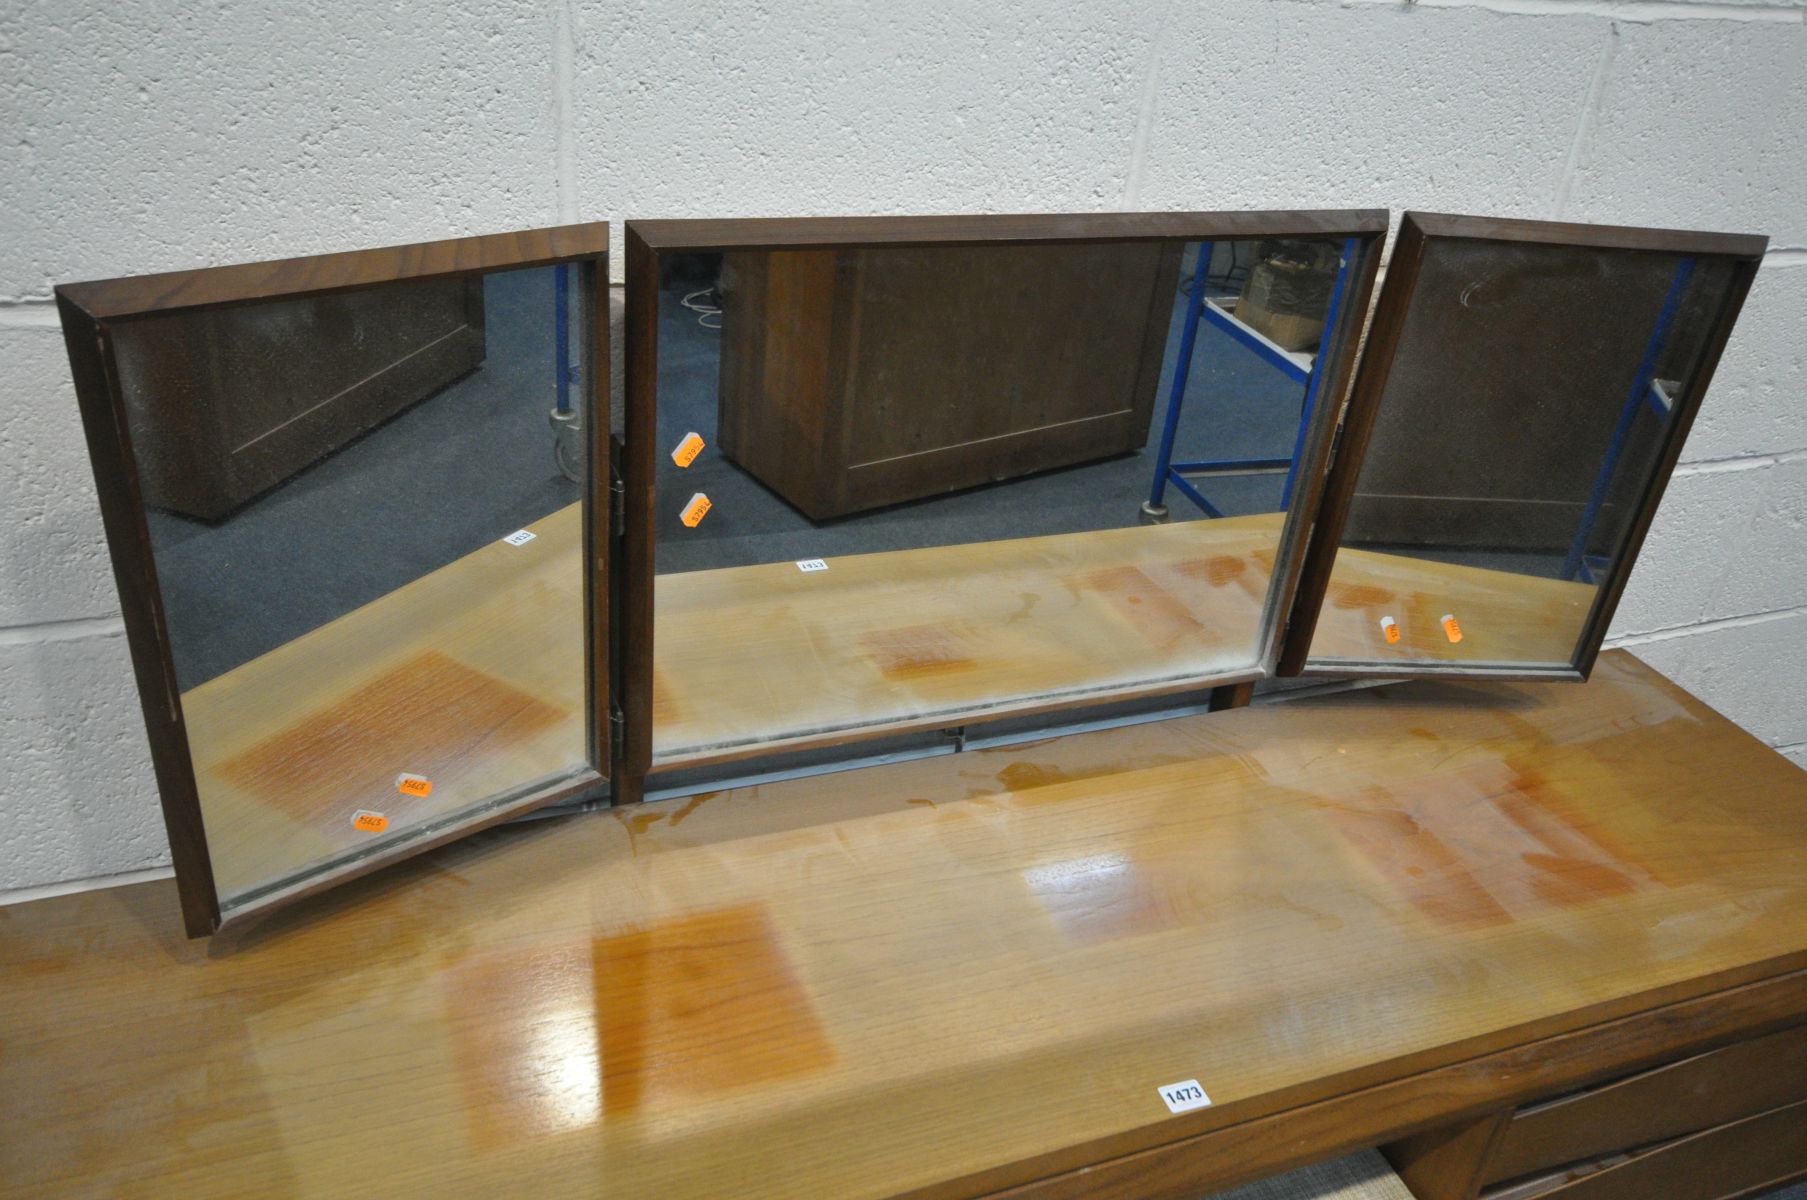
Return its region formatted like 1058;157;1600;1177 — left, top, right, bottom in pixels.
2;0;1803;895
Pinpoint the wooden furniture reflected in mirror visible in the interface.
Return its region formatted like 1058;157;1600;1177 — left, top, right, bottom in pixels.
1280;212;1765;682
717;242;1182;519
624;212;1387;802
55;224;613;937
112;277;488;520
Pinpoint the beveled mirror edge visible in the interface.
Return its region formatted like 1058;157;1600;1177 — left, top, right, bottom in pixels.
55;224;613;937
214;767;608;933
620;211;1390;798
1275;211;1769;681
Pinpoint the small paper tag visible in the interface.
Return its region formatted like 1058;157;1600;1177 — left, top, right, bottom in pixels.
671;432;705;468
352;810;390;833
681;493;712;528
503;529;537;546
1157;1079;1212;1114
1441;613;1463;644
396;773;433;798
796;559;828;573
1380;615;1400;645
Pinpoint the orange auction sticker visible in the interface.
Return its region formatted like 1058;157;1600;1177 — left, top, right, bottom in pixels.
681;492;712;527
1441;613;1463;643
352;810;390;833
671;432;705;468
1379;615;1400;645
396;773;434;798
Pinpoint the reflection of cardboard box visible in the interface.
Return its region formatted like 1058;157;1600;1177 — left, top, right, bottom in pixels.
1236;255;1330;352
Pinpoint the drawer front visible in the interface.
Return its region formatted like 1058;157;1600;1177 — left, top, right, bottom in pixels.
1486;1020;1807;1186
1484;1096;1807;1200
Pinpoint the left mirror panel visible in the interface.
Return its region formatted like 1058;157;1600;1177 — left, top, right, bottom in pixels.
56;225;611;936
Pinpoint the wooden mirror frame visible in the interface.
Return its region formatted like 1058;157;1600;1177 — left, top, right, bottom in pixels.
620;211;1388;802
56;224;614;936
1277;212;1767;682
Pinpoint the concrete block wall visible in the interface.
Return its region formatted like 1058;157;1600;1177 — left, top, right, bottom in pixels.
2;0;1802;897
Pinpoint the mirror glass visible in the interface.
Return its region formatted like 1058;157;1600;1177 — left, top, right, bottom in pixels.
110;264;596;909
650;236;1366;765
1312;239;1739;671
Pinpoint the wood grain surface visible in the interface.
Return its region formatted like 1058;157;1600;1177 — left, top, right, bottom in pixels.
57;223;612;320
5;652;1807;1199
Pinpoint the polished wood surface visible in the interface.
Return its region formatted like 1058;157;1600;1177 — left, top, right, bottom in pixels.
181;504;589;904
5;652;1807;1199
57;222;612;319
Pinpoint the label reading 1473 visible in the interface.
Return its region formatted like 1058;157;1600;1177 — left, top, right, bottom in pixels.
1157;1079;1212;1115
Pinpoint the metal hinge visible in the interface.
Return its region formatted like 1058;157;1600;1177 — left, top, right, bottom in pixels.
1326;420;1346;470
610;466;626;538
609;704;625;761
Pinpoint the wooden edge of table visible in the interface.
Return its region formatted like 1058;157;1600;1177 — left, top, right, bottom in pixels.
935;964;1807;1200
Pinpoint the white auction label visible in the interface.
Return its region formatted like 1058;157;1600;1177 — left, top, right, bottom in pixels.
502;529;537;546
796;559;828;573
1156;1079;1212;1115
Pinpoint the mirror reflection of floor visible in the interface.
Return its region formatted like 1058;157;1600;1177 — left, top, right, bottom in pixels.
147;266;582;690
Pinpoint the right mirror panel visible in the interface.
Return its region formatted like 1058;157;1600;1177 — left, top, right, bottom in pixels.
1289;213;1763;678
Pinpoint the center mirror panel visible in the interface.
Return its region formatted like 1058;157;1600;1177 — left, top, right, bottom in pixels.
633;216;1383;770
106;260;603;917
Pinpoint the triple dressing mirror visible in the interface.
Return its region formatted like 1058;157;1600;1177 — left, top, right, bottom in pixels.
61;212;1763;935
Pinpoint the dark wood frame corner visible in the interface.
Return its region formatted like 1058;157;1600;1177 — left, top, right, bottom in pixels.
55;223;614;937
620;211;1389;798
1276;211;1768;681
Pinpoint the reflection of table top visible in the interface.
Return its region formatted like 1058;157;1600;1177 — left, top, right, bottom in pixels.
652;515;1284;764
652;518;1604;762
180;501;1604;900
181;503;588;902
1309;544;1599;668
6;652;1807;1198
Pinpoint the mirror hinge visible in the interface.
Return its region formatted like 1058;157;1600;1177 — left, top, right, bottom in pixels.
609;704;625;761
609;469;626;538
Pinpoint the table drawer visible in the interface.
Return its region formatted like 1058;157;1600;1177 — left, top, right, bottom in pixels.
1484;1020;1807;1186
1481;1096;1807;1200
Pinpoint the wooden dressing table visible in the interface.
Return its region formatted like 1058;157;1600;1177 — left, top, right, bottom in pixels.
7;651;1806;1200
